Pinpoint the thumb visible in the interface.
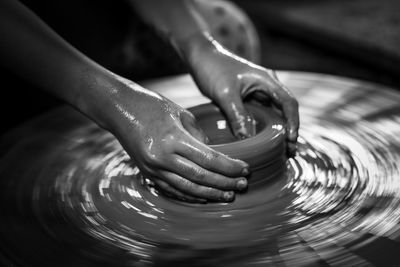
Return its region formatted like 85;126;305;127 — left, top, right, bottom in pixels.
181;112;209;144
217;96;256;139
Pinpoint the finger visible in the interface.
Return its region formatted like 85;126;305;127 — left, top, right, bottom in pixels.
261;80;300;143
175;138;249;177
287;141;297;158
152;179;207;203
282;96;300;143
168;155;248;191
268;69;279;80
181;111;209;144
160;171;235;202
216;94;256;139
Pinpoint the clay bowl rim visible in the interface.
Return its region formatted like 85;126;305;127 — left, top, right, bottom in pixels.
188;102;286;161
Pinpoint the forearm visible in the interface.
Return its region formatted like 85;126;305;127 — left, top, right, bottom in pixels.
127;0;212;60
0;0;115;121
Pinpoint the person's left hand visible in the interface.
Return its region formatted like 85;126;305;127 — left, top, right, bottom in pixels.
186;36;299;155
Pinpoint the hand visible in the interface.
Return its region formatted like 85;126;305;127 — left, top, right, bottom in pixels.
186;35;299;155
95;76;249;203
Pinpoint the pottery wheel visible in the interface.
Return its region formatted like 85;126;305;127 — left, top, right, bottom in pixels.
1;72;400;266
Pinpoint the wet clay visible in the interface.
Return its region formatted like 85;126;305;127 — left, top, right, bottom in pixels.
1;72;400;266
188;102;286;186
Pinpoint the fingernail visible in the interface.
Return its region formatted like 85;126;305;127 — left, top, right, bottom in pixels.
237;131;249;140
237;178;248;190
242;167;250;176
223;191;235;201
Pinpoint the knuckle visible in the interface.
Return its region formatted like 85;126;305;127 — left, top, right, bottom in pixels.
162;131;185;152
141;150;161;168
195;168;208;181
185;165;203;180
173;158;197;178
223;177;236;187
216;87;233;100
180;178;195;192
208;150;221;161
161;138;175;154
140;149;152;164
201;152;213;164
204;188;223;199
204;150;226;168
213;177;229;189
283;96;298;109
190;185;208;198
164;126;179;140
291;98;299;108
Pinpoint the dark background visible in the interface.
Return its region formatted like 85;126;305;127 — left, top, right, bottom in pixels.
1;0;399;134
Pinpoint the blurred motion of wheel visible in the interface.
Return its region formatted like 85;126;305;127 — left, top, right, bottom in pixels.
1;72;400;266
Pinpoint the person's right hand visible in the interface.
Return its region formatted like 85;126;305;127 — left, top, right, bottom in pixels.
94;76;249;203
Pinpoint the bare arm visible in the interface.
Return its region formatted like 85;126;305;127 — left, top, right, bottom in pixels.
128;0;299;151
0;0;249;202
127;0;207;56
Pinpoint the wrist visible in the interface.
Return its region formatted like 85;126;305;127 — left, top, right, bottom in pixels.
179;32;217;66
73;64;123;130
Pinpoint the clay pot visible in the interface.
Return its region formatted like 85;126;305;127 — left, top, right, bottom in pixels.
188;102;287;187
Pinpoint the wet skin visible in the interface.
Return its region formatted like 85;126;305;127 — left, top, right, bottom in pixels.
0;0;299;202
185;33;299;152
94;75;250;203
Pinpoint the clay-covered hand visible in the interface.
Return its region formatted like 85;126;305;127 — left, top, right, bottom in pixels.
95;76;249;203
187;36;299;154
